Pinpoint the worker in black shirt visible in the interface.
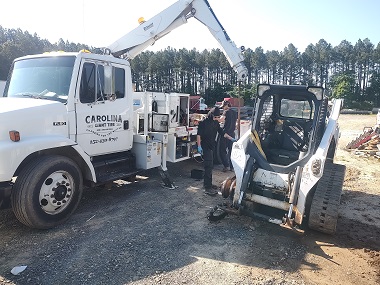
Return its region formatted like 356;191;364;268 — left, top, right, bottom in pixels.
220;100;238;172
197;107;235;195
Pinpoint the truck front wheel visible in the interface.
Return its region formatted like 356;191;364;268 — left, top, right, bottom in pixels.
11;155;83;229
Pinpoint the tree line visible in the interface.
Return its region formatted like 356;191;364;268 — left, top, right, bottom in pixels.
1;26;380;109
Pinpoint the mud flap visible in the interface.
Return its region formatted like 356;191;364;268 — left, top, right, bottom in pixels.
0;182;12;210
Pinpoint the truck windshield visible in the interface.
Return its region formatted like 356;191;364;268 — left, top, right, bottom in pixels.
4;56;75;103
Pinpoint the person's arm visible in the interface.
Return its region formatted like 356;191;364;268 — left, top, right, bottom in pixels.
197;120;204;146
217;125;235;141
223;132;236;141
196;134;203;154
197;121;204;154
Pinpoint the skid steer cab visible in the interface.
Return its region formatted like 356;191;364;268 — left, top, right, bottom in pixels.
214;84;346;235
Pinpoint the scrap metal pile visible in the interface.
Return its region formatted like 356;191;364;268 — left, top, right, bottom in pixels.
346;119;380;159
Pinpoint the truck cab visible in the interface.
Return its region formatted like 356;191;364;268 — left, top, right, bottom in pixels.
4;51;134;156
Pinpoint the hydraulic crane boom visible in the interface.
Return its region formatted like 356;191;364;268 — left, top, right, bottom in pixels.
107;0;248;81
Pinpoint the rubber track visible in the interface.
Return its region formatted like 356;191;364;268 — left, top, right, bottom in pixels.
308;163;346;235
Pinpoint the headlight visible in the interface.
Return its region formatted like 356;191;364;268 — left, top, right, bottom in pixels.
311;158;322;176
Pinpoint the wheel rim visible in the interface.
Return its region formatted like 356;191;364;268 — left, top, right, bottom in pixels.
39;171;75;215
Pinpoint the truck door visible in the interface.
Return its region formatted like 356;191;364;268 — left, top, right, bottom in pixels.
75;60;133;156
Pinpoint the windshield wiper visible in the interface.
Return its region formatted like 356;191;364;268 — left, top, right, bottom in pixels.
12;91;66;103
15;90;57;99
13;92;40;98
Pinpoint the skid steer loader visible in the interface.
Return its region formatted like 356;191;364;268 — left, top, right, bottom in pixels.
212;84;346;235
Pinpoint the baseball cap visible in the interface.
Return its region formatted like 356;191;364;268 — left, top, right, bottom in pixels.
222;100;231;107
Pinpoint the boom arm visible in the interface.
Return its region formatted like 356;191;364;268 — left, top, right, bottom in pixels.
107;0;247;81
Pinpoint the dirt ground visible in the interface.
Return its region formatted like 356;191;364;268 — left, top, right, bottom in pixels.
0;114;379;285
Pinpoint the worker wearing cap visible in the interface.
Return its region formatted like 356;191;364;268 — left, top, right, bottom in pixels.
220;100;238;172
197;107;235;195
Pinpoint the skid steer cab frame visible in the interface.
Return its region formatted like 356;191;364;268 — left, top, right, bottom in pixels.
216;84;345;235
246;84;326;171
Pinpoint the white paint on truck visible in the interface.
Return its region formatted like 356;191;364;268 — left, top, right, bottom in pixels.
0;81;5;95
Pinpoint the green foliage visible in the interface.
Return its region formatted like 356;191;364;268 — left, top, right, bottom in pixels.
227;83;257;106
330;71;355;100
0;26;92;80
366;71;380;106
204;82;233;106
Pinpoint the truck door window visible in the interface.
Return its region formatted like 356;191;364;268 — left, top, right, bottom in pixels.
103;66;125;99
104;65;112;98
114;67;125;99
80;62;96;103
96;65;105;102
80;63;124;103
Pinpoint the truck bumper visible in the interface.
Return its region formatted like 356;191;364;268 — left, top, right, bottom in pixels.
0;181;12;210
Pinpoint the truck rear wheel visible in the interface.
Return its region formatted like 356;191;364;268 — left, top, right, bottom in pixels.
11;155;83;229
307;163;346;235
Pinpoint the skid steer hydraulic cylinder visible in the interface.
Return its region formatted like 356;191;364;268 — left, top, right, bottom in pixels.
287;152;306;219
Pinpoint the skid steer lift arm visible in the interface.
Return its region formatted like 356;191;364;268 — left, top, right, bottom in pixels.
107;0;248;81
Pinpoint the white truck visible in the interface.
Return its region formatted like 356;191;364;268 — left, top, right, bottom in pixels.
0;80;6;95
0;0;248;229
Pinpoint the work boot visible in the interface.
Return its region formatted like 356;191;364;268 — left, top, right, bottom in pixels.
204;187;218;196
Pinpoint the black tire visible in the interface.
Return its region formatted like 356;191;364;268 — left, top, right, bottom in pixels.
11;155;83;229
207;206;228;222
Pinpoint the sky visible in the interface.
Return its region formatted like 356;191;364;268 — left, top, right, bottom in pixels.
1;0;380;54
